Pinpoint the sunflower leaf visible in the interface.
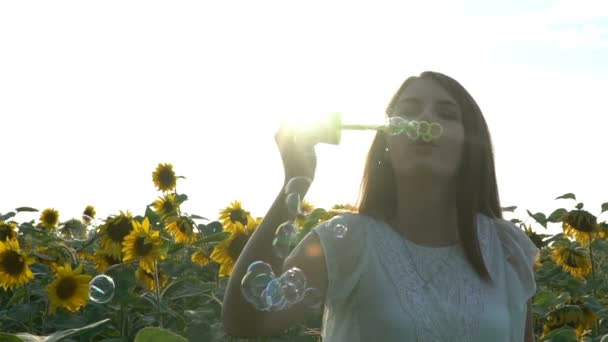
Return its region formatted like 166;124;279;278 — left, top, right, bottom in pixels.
601;202;608;213
189;214;208;220
15;207;38;212
548;208;569;223
197;231;230;244
43;318;111;342
0;212;16;221
175;194;188;205
134;327;188;342
575;202;584;210
0;333;24;341
198;221;223;235
526;210;547;228
555;193;576;201
501;206;517;212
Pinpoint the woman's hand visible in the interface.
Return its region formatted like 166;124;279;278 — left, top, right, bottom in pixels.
274;122;317;184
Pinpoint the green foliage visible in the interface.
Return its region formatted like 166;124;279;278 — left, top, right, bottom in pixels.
2;168;608;342
134;327;187;342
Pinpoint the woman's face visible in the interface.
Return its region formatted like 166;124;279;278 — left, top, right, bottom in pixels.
385;78;465;182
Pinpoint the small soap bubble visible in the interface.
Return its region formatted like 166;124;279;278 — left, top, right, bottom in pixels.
406;120;420;140
272;221;298;259
302;287;323;309
333;224;348;238
263;278;287;310
285;193;302;217
284;176;312;196
279;267;307;304
246;260;274;275
430;122;443;139
89;274;115;303
383;117;407;136
241;271;275;311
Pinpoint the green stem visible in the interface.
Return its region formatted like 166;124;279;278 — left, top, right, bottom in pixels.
153;260;163;328
341;124;383;131
588;234;598;336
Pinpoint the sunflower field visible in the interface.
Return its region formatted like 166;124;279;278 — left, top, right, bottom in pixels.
0;164;607;342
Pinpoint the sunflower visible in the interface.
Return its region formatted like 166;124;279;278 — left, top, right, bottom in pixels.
47;263;91;314
210;224;252;278
320;203;358;223
0;221;17;242
92;249;122;273
219;201;254;233
136;266;168;291
191;250;212;266
99;211;133;258
523;224;548;249
82;205;96;224
597;222;608;240
40;208;60;230
551;243;592;280
153;193;178;218
562;209;598;245
122;217;164;273
152;163;177;192
0;239;35;290
165;216;197;244
35;245;72;273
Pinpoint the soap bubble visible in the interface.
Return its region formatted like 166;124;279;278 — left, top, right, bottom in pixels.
383;117;408;135
247;260;274;275
430;122;443;139
273;221;298;259
284;176;312;196
263;278;287;311
302;287;323;309
405;120;420;140
285;193;302;217
333;224;348;238
241;270;275;311
89;274;115;303
279;267;307;304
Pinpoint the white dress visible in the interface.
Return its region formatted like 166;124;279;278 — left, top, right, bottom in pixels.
310;212;539;342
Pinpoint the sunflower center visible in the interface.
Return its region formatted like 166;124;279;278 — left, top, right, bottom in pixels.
56;276;78;300
1;250;26;276
177;219;193;234
108;219;132;242
43;212;59;226
227;234;249;260
0;226;14;242
159;169;175;187
135;237;153;256
229;209;248;226
162;200;175;213
104;254;121;265
565;254;578;267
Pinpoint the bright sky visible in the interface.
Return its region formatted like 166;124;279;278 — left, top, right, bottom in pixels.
1;0;606;236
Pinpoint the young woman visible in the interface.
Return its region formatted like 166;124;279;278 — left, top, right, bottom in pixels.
222;71;540;342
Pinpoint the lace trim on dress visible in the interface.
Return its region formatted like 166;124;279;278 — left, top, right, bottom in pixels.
373;215;490;342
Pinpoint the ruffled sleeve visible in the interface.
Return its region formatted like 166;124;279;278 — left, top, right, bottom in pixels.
495;218;540;302
312;213;369;306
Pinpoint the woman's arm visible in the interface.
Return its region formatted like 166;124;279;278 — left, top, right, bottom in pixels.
222;124;326;337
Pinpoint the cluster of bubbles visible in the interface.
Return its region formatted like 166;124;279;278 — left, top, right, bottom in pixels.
241;261;322;311
240;176;334;311
55;215;97;242
89;274;115;303
380;117;443;142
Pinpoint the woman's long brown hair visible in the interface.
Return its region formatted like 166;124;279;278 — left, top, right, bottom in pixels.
357;71;502;284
